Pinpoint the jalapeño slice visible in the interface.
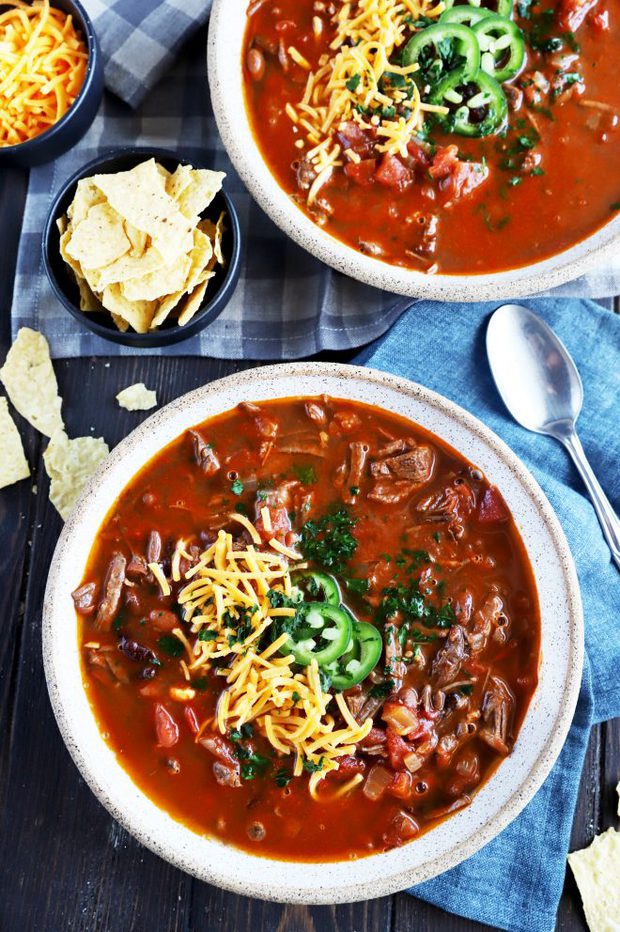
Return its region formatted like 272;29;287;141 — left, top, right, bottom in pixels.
474;15;525;82
442;0;513;17
440;5;493;28
281;602;352;668
401;23;480;86
430;68;507;137
323;621;383;691
291;570;340;606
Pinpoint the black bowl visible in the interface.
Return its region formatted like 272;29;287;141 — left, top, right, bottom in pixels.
0;0;104;168
42;147;242;348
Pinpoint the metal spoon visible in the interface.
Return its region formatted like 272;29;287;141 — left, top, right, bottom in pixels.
486;303;620;570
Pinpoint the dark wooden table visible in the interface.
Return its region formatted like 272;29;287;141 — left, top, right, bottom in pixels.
0;165;617;932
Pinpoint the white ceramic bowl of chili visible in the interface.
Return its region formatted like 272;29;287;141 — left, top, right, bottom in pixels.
43;362;583;903
207;0;620;301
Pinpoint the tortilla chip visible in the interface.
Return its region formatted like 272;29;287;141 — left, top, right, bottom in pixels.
101;284;157;334
124;221;149;258
43;429;109;520
67;178;105;226
177;276;213;327
568;828;620;932
92;159;193;260
111;313;129;333
56;215;67;236
0;397;30;489
122;254;191;303
0;328;63;437
149;229;213;328
166;164;194;202
95;244;165;292
66;202;131;271
59;229;85;280
76;275;103;312
174;168;226;220
116;383;158;411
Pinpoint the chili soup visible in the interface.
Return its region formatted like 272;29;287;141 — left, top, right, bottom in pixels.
242;0;620;275
75;396;540;861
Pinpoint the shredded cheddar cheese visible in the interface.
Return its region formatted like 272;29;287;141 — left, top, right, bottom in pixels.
0;0;88;147
174;519;373;790
290;0;448;203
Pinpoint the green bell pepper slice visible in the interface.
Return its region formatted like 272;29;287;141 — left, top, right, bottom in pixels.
322;621;383;691
429;68;508;137
440;5;493;28
442;0;513;17
474;14;525;82
280;602;352;668
290;570;340;606
401;23;480;86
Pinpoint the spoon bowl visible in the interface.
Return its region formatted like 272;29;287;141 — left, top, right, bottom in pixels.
486;304;583;439
487;304;620;570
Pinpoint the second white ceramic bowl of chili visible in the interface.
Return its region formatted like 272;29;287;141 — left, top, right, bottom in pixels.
43;363;583;903
207;0;620;300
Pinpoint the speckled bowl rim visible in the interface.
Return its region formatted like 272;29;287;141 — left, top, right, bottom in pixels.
207;0;620;301
43;363;583;904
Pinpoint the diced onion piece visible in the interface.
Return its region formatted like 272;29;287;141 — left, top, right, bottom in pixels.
403;751;424;773
382;702;419;736
362;763;393;801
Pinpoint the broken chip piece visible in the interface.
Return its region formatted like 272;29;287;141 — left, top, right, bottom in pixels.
0;397;30;490
568;827;620;932
0;327;63;437
116;383;158;412
57;159;227;333
43;430;109;520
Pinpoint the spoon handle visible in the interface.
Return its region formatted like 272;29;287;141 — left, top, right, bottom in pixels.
561;431;620;571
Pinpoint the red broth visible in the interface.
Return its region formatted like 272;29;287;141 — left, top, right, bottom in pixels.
242;0;619;274
77;398;540;861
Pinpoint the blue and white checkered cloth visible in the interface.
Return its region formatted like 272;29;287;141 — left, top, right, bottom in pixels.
10;3;620;357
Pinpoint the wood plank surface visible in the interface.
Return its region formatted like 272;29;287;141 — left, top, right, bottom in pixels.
0;162;617;932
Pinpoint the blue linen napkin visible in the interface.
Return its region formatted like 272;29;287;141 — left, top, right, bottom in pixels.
9;9;620;358
355;296;620;932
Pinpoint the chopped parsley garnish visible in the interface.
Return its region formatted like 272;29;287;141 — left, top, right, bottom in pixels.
343;576;370;597
345;73;360;92
198;629;217;641
349;485;360;496
192;676;209;691
230;724;254;742
157;635;184;657
234;502;247;515
267;588;299;610
291;691;301;704
459;684;474;696
293;464;317;485
611;202;620;211
303;757;324;774
300;508;358;574
508;176;523;187
275;768;292;787
230;478;244;496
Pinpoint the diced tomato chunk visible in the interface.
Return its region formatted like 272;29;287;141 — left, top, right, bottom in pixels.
375;154;412;188
382;810;419;848
429;144;460;180
407;139;430;168
478;486;509;524
386;729;410;771
387;770;413;800
154;703;179;748
255;504;291;543
336;120;376;157
335;755;367;776
344;158;377;186
184;705;200;735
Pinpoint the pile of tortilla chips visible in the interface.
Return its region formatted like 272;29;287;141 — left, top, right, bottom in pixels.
57;159;227;334
0;328;108;518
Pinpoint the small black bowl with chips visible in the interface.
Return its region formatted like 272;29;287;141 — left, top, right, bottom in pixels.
42;147;242;348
